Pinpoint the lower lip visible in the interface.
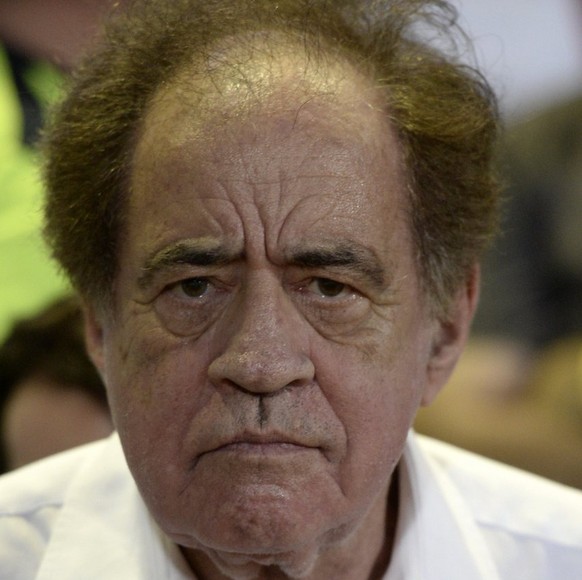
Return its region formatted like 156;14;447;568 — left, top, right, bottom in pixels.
215;442;315;456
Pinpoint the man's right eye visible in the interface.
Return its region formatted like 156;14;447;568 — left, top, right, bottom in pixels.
179;277;210;298
310;277;348;298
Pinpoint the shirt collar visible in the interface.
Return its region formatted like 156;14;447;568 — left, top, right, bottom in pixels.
36;433;194;580
384;431;501;580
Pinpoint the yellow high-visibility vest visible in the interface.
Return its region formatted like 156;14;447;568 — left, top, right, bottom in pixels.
0;47;70;341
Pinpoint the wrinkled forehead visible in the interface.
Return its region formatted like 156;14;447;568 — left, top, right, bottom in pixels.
127;38;415;293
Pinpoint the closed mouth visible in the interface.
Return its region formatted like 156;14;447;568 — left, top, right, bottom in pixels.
203;431;319;457
215;440;313;454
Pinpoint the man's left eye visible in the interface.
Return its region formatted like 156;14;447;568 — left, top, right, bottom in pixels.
309;277;348;298
179;277;210;298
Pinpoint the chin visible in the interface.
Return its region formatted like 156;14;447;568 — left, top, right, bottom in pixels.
171;485;366;580
183;540;323;580
175;488;329;552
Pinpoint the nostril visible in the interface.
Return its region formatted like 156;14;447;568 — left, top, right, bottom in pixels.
220;377;242;391
287;377;313;389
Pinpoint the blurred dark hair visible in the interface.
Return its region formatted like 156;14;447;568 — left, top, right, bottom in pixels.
0;296;107;472
43;0;500;318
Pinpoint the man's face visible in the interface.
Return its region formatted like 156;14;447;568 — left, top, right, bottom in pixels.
87;62;462;576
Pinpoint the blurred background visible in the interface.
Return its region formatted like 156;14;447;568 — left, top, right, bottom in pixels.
455;0;582;120
0;0;120;473
416;0;582;489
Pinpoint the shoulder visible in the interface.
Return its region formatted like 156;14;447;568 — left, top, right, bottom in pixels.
418;436;582;557
0;439;108;579
0;441;103;515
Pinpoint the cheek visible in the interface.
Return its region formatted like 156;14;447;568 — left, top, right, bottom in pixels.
312;321;430;492
102;313;214;453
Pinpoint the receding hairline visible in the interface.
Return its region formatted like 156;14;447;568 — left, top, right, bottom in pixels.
137;29;390;148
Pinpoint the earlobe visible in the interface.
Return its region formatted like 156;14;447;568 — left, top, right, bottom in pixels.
83;302;107;381
421;265;480;406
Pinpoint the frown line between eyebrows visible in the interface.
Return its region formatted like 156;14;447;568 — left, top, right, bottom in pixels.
137;239;242;290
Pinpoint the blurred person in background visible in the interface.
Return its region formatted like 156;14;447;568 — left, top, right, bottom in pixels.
0;0;126;341
0;295;111;472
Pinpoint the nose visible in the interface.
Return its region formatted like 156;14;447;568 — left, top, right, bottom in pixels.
208;279;315;395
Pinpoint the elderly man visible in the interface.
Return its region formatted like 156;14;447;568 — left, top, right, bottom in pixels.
1;1;581;578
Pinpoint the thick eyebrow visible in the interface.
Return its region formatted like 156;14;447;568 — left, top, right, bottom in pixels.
138;239;240;289
287;242;387;289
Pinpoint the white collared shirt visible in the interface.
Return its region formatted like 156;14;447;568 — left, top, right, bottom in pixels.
1;431;581;579
388;434;582;579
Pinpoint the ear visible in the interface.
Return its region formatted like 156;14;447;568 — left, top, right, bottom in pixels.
82;301;107;381
421;264;480;406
